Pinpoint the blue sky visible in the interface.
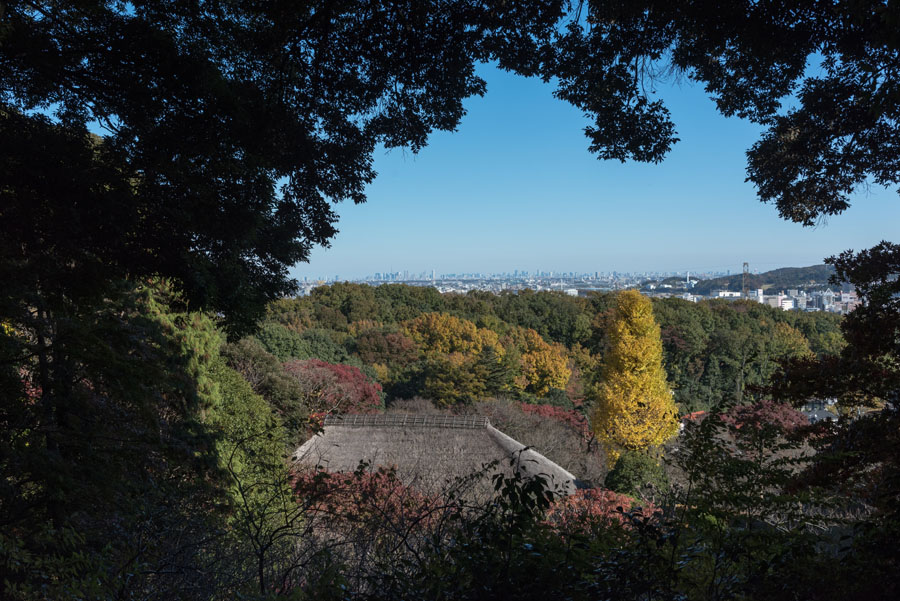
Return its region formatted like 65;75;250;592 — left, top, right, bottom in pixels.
292;64;899;281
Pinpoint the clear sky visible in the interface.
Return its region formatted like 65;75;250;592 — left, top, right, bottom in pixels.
291;64;899;281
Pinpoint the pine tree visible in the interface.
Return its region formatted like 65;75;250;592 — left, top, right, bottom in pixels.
593;290;679;464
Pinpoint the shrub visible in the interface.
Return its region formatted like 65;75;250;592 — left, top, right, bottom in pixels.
283;359;384;416
255;322;308;360
545;488;656;538
605;450;669;499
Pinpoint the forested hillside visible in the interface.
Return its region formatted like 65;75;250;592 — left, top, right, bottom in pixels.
691;264;837;295
237;283;843;417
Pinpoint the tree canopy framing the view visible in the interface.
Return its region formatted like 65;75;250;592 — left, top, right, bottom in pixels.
0;0;567;332
3;1;900;598
548;1;900;226
4;1;898;333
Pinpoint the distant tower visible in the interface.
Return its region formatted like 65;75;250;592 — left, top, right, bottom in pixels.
742;262;750;299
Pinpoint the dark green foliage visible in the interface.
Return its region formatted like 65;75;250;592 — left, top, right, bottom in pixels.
768;242;900;596
605;450;669;499
477;344;519;397
445;290;501;324
773;242;900;408
547;2;900;224
366;469;571;601
541;387;574;410
255;322;309;361
0;1;569;334
0;525;111;601
299;328;353;364
0;111;138;314
373;284;447;322
790;310;846;357
0;280;305;598
0;281;231;598
310;282;382;324
222;338;307;434
653;298;714;409
652;298;830;411
487;290;593;347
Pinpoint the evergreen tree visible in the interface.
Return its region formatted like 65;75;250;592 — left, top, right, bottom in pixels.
478;344;517;396
592;290;679;463
604;449;669;500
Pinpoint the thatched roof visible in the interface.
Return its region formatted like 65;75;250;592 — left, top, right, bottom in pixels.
292;414;581;496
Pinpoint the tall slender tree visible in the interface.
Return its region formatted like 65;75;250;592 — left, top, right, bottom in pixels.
592;290;679;464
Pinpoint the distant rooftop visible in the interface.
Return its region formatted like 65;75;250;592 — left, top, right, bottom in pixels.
324;414;489;430
295;414;582;496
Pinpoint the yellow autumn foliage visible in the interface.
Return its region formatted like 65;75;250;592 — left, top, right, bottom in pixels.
593;290;679;464
476;327;503;356
771;321;813;358
508;326;571;396
402;312;484;355
348;319;385;336
402;313;569;399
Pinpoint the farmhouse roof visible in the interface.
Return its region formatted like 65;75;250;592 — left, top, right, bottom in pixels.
292;414;581;496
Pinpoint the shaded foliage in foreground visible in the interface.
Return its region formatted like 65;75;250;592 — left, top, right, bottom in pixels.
279;406;869;601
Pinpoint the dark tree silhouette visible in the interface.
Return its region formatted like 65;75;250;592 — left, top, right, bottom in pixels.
0;0;567;332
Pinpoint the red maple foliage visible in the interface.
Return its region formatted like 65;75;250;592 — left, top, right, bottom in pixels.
721;399;809;432
292;466;438;527
283;358;383;415
20;368;41;403
355;329;419;366
545;488;659;536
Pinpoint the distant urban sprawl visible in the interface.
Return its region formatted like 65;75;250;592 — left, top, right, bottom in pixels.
297;267;858;315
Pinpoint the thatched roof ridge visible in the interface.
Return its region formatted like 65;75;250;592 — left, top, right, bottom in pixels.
293;414;581;496
324;414;489;429
486;424;578;487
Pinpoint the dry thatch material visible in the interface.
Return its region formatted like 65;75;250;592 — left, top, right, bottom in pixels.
292;414;581;496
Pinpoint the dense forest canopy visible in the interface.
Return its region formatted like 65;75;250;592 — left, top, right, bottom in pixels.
248;283;842;415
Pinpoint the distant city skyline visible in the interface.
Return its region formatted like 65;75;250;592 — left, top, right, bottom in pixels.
291;63;899;282
298;265;797;284
299;261;828;283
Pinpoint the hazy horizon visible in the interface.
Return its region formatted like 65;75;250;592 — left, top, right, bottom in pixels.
295;263;831;283
291;63;899;281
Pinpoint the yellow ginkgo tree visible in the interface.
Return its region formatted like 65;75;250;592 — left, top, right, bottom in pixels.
593;290;679;464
